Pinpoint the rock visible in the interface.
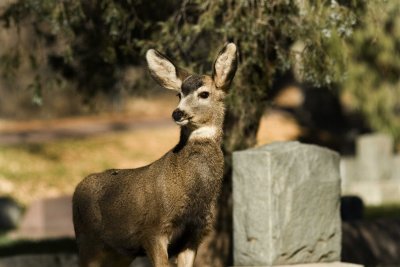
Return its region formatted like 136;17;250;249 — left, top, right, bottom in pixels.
0;197;22;230
0;254;78;267
233;141;341;266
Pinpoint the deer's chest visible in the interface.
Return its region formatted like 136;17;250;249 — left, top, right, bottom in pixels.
168;180;216;255
166;144;223;253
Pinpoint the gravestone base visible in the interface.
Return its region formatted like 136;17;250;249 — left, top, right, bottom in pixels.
342;179;400;205
233;262;362;267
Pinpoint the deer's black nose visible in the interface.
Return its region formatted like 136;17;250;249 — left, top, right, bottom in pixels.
172;109;185;121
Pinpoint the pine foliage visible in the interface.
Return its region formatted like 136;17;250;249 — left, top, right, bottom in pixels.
343;1;400;144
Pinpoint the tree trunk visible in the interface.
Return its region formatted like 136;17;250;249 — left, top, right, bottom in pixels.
195;80;269;266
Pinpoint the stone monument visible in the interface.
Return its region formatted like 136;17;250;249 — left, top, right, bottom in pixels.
340;133;400;205
233;141;360;267
16;196;74;239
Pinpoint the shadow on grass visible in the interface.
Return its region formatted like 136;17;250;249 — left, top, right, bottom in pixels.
0;237;77;257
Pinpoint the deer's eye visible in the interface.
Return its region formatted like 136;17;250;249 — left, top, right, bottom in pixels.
176;93;181;100
199;92;209;99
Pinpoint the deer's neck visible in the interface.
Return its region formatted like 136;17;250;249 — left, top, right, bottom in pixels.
190;126;222;141
173;125;223;153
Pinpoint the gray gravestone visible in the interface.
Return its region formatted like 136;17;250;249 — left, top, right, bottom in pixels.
356;134;393;181
391;155;400;180
340;133;400;205
17;196;74;238
233;142;341;266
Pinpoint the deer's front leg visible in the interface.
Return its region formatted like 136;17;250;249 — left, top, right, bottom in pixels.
143;236;169;267
177;248;196;267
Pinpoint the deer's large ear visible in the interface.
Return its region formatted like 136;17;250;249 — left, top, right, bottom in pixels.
146;49;189;91
212;43;238;90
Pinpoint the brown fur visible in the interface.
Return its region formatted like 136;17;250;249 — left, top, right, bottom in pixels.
73;43;238;267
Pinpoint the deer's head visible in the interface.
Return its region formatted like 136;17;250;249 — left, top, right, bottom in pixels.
146;43;238;131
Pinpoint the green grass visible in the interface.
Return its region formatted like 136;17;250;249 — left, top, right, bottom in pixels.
365;204;400;220
0;234;10;244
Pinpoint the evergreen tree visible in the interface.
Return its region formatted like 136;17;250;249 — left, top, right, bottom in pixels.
1;0;179;100
343;1;400;145
1;1;360;265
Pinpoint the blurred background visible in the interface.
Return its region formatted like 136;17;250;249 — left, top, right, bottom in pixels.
0;0;399;266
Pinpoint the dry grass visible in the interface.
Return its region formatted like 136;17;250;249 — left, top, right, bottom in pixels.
0;127;179;205
0;94;178;205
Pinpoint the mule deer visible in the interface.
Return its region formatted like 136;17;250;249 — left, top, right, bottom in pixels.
72;43;238;267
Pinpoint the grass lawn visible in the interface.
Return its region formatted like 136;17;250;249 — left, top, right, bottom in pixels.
365;204;400;220
0;127;179;205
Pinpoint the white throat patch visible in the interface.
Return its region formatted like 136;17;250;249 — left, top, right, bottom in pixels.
190;126;218;140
